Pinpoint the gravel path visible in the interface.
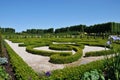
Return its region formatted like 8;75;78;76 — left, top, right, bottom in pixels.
5;40;64;73
65;45;109;67
5;39;108;72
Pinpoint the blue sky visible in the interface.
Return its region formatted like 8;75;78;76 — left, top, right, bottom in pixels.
0;0;120;32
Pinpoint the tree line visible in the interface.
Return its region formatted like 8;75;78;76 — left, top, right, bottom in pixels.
55;24;86;33
85;22;120;34
22;28;54;34
55;22;120;35
0;27;15;34
0;22;120;35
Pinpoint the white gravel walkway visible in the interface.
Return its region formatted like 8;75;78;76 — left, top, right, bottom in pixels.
65;45;109;67
80;45;109;64
5;40;64;73
5;39;109;72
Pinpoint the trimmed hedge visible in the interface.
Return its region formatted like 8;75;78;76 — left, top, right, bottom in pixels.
72;44;84;49
5;42;40;80
26;45;82;64
26;46;72;56
18;43;26;47
43;60;105;80
49;46;83;64
49;44;72;51
85;50;114;57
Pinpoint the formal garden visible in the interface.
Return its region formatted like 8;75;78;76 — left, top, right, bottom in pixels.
0;22;120;80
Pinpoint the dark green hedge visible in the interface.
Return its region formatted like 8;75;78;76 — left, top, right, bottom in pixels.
26;46;72;56
49;46;83;64
5;42;40;80
43;60;104;80
18;43;26;47
49;44;72;51
85;50;114;57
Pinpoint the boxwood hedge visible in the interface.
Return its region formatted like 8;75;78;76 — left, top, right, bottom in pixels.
26;46;72;56
43;60;105;80
5;42;40;80
49;44;72;51
85;50;114;57
49;46;83;64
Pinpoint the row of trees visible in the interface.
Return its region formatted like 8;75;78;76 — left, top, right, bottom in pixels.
111;22;120;34
55;22;120;34
0;27;15;34
1;22;120;35
22;28;54;34
85;22;120;34
55;25;86;33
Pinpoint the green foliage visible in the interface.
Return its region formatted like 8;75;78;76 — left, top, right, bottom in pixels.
6;37;110;79
23;28;54;34
0;27;15;34
81;69;105;80
49;44;72;51
55;24;86;33
5;42;40;80
43;60;104;80
26;46;72;56
18;43;26;47
104;52;120;80
0;66;11;80
85;50;114;57
49;46;83;64
0;33;3;56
